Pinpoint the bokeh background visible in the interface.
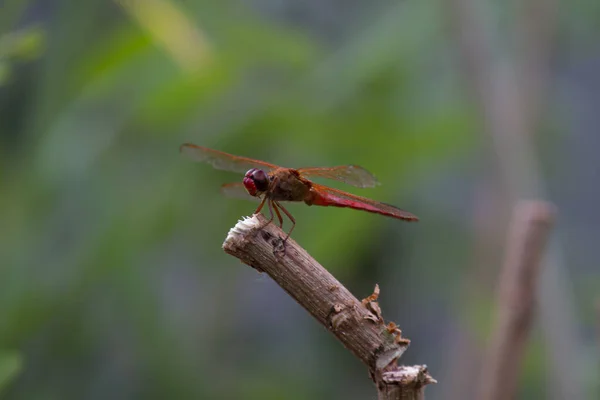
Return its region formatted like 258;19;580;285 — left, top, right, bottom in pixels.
1;0;598;399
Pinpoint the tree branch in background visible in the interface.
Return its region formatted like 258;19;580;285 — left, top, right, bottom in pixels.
479;200;556;400
222;214;436;400
597;299;600;349
446;0;584;397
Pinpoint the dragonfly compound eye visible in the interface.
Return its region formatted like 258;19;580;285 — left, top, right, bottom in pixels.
250;169;269;192
243;168;268;196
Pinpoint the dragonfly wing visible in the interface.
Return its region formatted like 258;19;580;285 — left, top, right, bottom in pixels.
221;182;260;202
309;184;418;221
297;165;380;188
180;143;281;174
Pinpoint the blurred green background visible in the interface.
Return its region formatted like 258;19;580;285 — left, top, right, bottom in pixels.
1;0;598;399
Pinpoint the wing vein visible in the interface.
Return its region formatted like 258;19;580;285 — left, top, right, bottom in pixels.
297;165;380;188
180;143;280;173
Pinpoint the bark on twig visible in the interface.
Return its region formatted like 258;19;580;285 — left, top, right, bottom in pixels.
222;214;436;399
478;200;556;400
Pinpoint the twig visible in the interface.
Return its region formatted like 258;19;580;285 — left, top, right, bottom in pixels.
478;200;556;400
222;214;436;399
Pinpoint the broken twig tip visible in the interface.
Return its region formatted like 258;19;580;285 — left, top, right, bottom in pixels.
382;365;437;386
223;214;261;246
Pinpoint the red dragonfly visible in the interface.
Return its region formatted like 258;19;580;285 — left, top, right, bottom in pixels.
180;143;418;239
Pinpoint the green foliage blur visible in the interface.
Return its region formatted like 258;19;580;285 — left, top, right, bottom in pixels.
1;0;598;399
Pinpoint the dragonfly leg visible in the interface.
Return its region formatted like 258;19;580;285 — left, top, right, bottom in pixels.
254;196;274;231
260;175;280;228
254;195;268;214
265;198;275;223
254;197;275;231
274;201;296;242
272;201;284;228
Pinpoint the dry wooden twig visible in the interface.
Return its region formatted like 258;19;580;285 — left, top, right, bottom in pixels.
478;200;556;400
222;214;436;399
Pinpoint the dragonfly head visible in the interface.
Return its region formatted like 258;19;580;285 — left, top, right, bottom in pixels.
243;168;269;196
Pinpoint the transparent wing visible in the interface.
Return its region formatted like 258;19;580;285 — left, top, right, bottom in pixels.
180;143;281;174
220;182;260;202
310;183;418;221
297;165;380;188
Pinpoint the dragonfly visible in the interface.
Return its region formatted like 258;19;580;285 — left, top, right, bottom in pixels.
180;143;418;241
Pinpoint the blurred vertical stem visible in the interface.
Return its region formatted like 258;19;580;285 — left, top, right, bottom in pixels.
445;0;585;399
478;201;555;400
